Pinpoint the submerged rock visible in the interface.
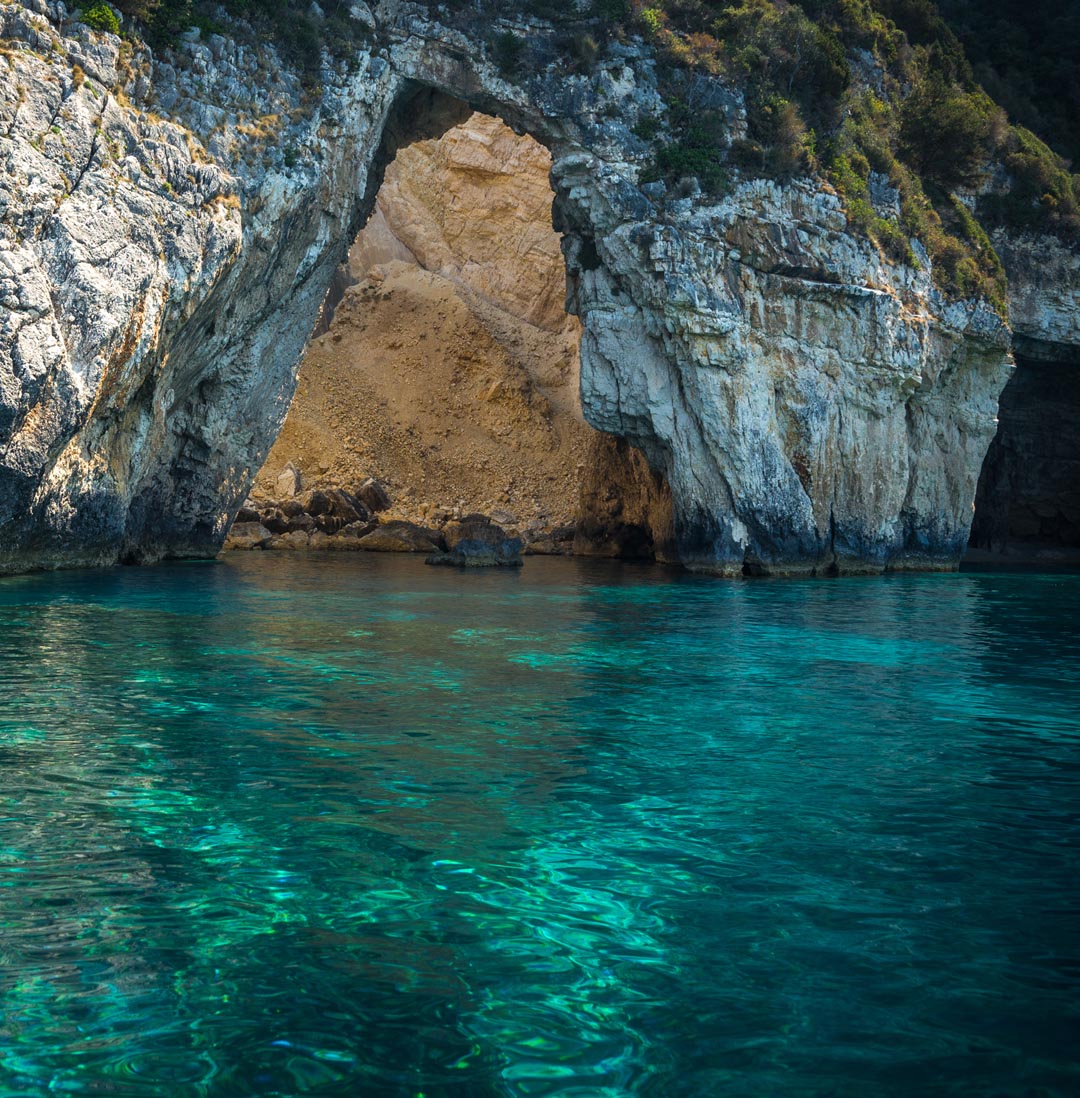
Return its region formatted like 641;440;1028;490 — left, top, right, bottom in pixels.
426;516;524;567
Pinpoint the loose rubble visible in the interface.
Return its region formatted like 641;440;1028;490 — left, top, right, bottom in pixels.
224;478;568;563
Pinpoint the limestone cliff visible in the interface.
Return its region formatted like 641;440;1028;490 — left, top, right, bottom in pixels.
0;0;1077;575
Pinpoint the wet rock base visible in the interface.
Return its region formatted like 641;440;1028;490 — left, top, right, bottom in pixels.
224;477;564;563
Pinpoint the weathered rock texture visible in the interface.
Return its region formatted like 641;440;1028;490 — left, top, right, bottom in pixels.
367;110;569;332
0;1;1076;575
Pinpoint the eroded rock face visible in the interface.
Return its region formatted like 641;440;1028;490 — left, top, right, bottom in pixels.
372;111;569;332
1;0;1069;576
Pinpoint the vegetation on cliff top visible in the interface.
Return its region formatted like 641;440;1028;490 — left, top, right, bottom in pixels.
93;0;1077;314
932;0;1080;171
107;0;361;74
627;0;1078;312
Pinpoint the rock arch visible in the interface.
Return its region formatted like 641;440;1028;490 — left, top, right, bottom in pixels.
3;3;1053;576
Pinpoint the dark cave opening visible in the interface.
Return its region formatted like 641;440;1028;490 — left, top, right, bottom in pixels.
967;355;1080;564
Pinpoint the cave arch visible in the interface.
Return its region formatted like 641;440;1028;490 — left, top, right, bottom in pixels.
245;96;675;560
0;7;1032;577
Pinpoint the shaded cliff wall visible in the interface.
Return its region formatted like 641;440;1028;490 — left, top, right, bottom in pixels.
965;233;1080;564
969;357;1080;561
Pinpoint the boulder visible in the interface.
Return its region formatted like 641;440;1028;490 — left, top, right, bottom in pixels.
276;463;302;497
285;513;316;534
260;510;290;534
319;521;379;550
336;520;379;540
235;500;261;524
300;488;369;533
355;521;445;552
267;530;313;550
223;522;272;550
426;515;524;567
355;477;392;513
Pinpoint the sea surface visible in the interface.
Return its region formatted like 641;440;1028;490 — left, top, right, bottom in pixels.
0;553;1078;1097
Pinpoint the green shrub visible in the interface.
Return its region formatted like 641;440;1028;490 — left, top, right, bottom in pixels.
83;2;121;33
640;8;662;37
644;109;729;195
980;127;1080;240
633;116;661;142
898;75;1000;188
492;30;525;79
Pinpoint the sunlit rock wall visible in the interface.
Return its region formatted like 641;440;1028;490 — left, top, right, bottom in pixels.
3;0;1065;576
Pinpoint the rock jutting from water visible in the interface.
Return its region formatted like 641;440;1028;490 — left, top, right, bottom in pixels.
425;515;525;568
0;1;1077;576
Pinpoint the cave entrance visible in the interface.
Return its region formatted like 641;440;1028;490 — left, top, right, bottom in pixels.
967;353;1080;566
233;93;673;561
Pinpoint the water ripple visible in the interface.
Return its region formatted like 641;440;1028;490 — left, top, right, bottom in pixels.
0;555;1078;1095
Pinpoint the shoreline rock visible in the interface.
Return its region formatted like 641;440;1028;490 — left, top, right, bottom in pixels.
425;515;524;567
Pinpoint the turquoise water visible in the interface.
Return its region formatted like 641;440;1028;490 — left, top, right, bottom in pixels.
0;553;1078;1097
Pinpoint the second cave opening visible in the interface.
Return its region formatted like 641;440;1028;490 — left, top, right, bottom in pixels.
967;353;1080;566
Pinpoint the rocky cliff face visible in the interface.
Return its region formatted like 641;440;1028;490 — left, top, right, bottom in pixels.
0;0;1076;575
365;110;570;332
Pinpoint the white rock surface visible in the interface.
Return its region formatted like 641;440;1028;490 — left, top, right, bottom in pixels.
0;1;1074;574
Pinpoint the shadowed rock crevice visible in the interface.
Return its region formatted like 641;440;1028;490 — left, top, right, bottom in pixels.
968;356;1080;565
